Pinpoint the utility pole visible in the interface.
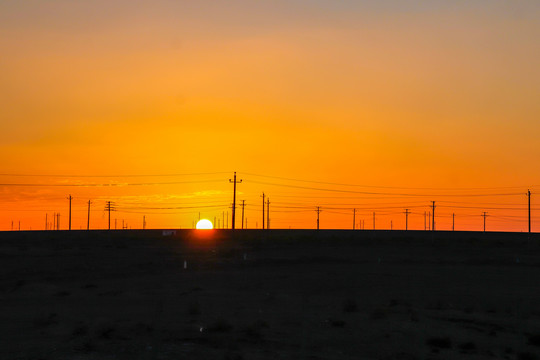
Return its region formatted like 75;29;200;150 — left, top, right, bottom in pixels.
428;212;431;231
373;212;376;230
261;192;265;230
67;195;73;230
267;198;270;230
56;213;60;230
222;211;225;229
452;213;455;231
45;214;48;230
482;211;488;232
353;208;356;230
229;172;242;230
528;190;531;233
53;213;56;231
316;206;321;230
143;215;146;230
424;211;426;230
226;211;228;229
404;209;410;230
87;200;92;230
431;201;436;231
105;201;115;230
241;200;246;229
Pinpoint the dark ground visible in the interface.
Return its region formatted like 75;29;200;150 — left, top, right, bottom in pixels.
2;229;540;360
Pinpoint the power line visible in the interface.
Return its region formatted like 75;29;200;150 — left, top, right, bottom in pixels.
241;172;534;191
0;171;231;178
0;179;225;187
245;179;524;197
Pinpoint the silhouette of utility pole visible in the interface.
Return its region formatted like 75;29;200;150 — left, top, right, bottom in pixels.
222;211;225;229
105;201;115;230
68;195;73;230
87;200;92;230
353;208;356;230
56;213;60;230
241;200;246;229
452;213;455;231
431;201;436;231
261;192;265;230
19;221;20;231
373;212;376;230
424;211;426;230
428;212;431;231
45;214;48;230
404;209;410;230
53;213;56;230
316;206;321;230
143;215;146;230
226;211;228;229
482;211;488;232
229;172;242;230
528;189;531;233
214;216;216;228
267;198;270;230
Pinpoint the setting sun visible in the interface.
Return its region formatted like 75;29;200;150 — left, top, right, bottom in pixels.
196;219;213;230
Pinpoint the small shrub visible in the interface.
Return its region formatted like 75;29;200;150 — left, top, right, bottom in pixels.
209;319;232;332
188;301;201;316
459;342;476;353
244;323;264;341
370;308;388;320
72;325;88;337
132;322;153;335
329;319;345;327
76;341;96;353
528;334;540;347
518;352;538;360
426;337;452;349
342;299;358;313
97;326;115;339
224;351;243;360
34;313;58;328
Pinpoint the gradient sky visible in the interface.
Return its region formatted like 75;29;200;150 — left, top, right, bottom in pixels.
1;1;539;231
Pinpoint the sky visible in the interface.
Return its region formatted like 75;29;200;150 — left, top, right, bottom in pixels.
0;0;539;231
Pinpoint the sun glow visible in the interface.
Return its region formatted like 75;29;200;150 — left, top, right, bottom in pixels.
196;219;213;230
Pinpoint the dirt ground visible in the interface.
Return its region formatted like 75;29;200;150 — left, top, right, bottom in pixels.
2;229;540;360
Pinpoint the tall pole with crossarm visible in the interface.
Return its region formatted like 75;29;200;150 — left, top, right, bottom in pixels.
229;172;242;230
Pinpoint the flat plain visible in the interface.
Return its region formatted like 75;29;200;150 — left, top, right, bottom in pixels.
1;229;540;360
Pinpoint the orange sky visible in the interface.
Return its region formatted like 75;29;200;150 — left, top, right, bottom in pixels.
0;1;539;231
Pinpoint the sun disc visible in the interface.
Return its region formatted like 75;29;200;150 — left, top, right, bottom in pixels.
196;219;213;230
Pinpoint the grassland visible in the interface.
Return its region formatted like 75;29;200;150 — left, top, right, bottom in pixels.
1;229;540;359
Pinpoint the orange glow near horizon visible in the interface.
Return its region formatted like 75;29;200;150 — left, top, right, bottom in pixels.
0;1;539;232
